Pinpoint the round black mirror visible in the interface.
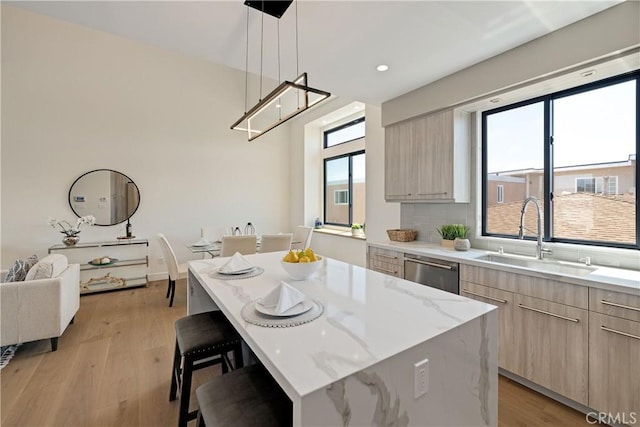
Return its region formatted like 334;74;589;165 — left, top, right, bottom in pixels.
68;169;140;226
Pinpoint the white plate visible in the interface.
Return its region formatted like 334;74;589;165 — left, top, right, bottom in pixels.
218;266;255;275
192;241;212;247
255;298;314;317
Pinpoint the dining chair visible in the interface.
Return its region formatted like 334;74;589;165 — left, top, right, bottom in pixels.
200;226;220;242
290;226;314;251
259;234;293;253
220;235;257;257
157;233;188;307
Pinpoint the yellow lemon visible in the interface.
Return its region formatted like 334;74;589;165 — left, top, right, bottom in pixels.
299;256;310;263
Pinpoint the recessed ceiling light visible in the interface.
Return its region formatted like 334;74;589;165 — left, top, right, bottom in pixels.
489;98;501;104
580;69;597;78
376;64;389;72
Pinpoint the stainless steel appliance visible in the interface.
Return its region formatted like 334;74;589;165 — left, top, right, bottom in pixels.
404;254;459;294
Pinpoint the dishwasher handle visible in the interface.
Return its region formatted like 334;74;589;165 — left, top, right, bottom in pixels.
404;257;456;271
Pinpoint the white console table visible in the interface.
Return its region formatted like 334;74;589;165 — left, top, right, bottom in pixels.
49;239;148;294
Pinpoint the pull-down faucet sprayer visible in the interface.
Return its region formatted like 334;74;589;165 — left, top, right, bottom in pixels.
518;196;552;260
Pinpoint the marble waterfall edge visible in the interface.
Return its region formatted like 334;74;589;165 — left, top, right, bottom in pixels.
302;310;499;426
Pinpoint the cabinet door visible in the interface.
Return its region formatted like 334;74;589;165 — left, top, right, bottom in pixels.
368;247;403;278
512;294;589;405
589;312;640;425
415;110;454;200
460;281;515;371
385;121;416;201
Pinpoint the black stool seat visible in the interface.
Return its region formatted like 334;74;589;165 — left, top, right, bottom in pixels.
170;311;244;427
195;364;292;427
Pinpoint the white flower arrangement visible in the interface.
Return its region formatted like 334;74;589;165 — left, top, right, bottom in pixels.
48;215;96;237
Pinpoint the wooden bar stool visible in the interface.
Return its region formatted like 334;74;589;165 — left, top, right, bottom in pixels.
169;311;244;427
195;364;292;427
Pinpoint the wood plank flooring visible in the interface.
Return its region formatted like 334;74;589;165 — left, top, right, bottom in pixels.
1;280;592;426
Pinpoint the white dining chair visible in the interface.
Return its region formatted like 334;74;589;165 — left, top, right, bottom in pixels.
220;235;257;257
259;234;293;253
200;227;219;242
158;233;188;307
291;226;314;251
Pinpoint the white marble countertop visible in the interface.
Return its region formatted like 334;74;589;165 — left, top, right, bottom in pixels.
367;241;640;294
187;251;496;399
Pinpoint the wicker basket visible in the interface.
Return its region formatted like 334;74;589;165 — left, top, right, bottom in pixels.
387;229;417;242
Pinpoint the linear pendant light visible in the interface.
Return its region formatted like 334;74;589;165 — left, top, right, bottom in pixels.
231;1;331;142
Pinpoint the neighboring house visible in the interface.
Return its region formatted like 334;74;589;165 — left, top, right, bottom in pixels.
324;180;366;225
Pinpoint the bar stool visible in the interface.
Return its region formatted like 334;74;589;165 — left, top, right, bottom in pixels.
195;364;292;427
169;311;244;427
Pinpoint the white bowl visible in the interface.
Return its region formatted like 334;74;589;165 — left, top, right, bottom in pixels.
280;257;322;280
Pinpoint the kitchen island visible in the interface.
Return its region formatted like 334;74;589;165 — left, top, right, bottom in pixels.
187;251;498;426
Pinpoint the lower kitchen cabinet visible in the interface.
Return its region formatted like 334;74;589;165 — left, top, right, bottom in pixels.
460;281;516;371
589;312;640;425
512;294;589;405
367;246;403;278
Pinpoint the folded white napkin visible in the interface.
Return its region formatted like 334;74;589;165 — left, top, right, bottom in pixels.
193;237;211;246
259;281;307;314
219;252;254;273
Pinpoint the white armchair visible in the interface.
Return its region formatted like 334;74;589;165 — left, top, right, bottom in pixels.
1;255;80;351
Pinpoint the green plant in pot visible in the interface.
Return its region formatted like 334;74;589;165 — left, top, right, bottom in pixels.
436;224;470;250
351;223;364;237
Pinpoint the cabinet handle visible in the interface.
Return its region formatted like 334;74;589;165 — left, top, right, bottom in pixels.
373;266;398;275
461;289;507;304
376;254;398;260
601;300;640;313
388;193;411;197
517;303;579;323
418;191;448;196
601;325;640;341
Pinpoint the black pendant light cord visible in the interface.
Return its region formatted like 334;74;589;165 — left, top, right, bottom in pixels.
259;6;264;101
244;6;249;114
295;0;299;77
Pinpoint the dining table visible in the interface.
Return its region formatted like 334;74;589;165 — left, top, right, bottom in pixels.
186;251;498;426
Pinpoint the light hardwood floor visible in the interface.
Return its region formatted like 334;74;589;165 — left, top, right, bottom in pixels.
1;280;592;426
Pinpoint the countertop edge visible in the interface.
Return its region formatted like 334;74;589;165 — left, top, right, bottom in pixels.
367;241;640;295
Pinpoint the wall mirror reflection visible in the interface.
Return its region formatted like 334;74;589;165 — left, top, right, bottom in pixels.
68;169;140;226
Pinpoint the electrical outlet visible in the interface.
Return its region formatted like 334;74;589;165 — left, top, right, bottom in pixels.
158;257;164;265
414;358;429;398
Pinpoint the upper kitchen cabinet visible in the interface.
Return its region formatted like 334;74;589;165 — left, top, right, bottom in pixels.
385;109;470;203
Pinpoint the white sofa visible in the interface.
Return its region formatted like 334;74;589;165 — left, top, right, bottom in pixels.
1;255;80;351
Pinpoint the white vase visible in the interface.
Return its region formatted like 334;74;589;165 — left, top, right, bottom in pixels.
454;238;470;251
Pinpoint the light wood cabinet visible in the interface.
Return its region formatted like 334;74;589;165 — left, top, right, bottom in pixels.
512;293;589;405
460;264;588;405
367;247;403;278
384;109;470;203
460;281;516;371
589;312;640;425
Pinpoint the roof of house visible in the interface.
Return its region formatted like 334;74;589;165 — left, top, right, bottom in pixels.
487;192;636;244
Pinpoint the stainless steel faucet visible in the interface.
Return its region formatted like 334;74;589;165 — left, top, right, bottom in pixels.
518;196;552;260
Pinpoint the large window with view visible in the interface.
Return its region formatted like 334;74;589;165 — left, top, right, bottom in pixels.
323;117;365;228
482;71;638;248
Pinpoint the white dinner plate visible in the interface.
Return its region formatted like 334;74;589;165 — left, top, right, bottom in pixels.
254;298;314;317
218;266;255;275
192;241;212;247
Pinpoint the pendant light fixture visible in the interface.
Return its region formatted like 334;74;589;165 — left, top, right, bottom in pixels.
231;0;331;142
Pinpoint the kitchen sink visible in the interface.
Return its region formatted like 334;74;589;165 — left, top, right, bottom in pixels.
476;253;598;277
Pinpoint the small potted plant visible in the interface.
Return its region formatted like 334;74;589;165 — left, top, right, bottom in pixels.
436;224;470;250
351;223;365;237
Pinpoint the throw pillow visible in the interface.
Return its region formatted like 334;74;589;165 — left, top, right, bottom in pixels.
25;254;68;281
4;255;39;282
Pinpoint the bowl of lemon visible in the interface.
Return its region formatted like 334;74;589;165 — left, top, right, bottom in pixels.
280;248;322;280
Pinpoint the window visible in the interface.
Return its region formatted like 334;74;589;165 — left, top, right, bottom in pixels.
322;116;365;227
334;189;349;205
324;117;365;148
497;185;504;204
482;71;638;248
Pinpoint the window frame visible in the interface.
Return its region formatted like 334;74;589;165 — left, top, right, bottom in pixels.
323;117;365;149
323;150;365;227
481;70;639;250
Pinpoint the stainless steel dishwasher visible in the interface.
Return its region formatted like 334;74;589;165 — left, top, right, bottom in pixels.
404;254;459;294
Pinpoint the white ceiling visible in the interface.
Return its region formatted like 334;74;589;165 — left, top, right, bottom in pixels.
8;1;622;105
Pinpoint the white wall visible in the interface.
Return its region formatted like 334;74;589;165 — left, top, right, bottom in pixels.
1;5;293;278
382;1;640;125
